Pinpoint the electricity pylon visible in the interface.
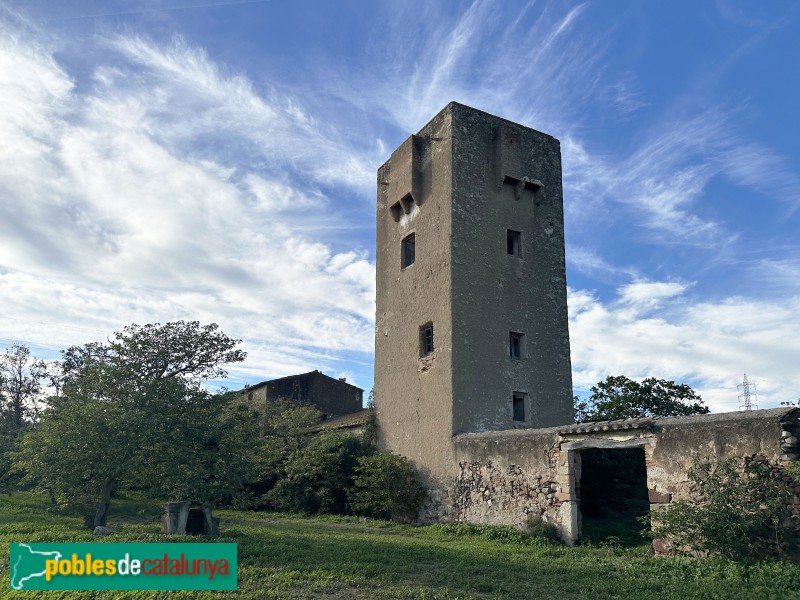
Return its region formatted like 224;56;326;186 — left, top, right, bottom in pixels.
737;373;758;411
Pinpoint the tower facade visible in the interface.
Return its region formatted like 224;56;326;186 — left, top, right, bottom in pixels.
375;103;573;492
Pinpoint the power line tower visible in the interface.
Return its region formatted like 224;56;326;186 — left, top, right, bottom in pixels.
737;373;758;411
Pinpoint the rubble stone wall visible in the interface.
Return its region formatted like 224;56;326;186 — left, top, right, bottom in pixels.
451;427;562;526
439;408;799;544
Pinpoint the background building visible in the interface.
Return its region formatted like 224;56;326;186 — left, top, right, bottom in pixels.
241;370;363;419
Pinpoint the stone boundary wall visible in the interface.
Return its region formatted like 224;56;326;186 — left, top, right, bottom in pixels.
451;426;562;527
443;407;799;544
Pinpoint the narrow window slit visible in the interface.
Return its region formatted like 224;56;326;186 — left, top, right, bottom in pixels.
507;230;521;256
420;323;434;357
512;392;526;422
402;233;416;268
510;332;525;359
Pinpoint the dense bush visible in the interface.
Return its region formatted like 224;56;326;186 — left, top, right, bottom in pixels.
265;431;427;523
653;457;797;562
267;433;373;514
348;451;425;522
0;425;24;494
235;399;323;507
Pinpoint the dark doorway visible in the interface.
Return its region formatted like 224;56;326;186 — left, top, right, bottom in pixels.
578;447;650;546
185;505;206;535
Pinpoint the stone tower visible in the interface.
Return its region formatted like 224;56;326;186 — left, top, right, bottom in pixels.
374;103;573;503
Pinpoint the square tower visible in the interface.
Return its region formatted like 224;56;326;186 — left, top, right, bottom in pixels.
375;103;573;480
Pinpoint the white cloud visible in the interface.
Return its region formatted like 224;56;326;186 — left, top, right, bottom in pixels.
603;71;649;115
569;284;800;412
715;142;800;213
2;1;798;405
617;280;692;309
566;245;640;282
563;114;725;245
104;34;377;191
0;15;377;391
752;258;800;291
564;104;800;246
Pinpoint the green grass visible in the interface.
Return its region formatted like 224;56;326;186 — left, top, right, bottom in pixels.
2;491;799;599
579;509;651;550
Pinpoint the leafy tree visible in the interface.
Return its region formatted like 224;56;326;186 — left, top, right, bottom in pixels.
58;321;245;393
348;451;425;522
652;458;797;561
16;321;246;528
262;398;323;454
361;389;377;447
130;391;263;506
0;344;49;429
17;393;130;527
575;375;709;423
0;423;21;494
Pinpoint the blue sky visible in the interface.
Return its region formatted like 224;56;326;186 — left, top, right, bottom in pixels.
1;0;798;412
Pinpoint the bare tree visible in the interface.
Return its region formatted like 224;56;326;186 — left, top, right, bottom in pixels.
0;344;48;429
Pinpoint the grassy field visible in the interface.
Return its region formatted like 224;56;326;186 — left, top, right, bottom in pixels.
1;491;799;599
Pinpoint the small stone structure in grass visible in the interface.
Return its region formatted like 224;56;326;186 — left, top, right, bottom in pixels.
161;501;219;535
93;526;115;536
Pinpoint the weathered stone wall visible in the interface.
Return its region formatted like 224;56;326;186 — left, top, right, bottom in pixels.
646;409;798;502
375;105;458;495
437;408;800;544
449;104;574;434
450;427;561;526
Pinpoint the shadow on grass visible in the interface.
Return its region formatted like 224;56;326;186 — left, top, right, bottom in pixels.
578;510;652;550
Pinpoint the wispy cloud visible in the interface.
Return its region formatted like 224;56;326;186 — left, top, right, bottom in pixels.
105;34;377;190
2;0;799;403
617;280;692;310
329;1;600;137
564;103;800;249
566;245;638;282
0;14;377;389
602;71;649;115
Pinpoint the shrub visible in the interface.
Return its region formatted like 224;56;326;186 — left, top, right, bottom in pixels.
786;460;800;486
653;457;797;561
0;425;25;494
267;433;372;514
241;399;324;505
348;451;425;522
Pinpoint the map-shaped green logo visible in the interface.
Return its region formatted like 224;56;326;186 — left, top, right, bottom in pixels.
8;542;237;590
10;543;63;590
